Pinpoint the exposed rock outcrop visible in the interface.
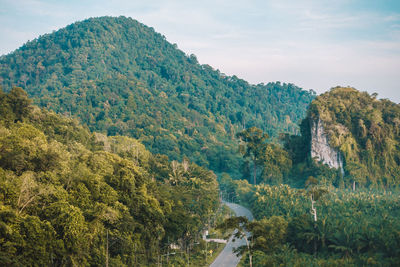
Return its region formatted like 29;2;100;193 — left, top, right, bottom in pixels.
311;118;344;175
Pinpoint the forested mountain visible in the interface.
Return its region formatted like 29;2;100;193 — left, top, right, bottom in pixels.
304;87;400;187
0;88;219;266
277;87;400;188
0;16;315;176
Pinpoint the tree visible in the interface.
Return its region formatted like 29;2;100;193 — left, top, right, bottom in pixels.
250;216;288;253
260;144;292;184
237;127;269;185
305;176;327;223
305;176;328;255
217;215;288;267
6;87;32;122
217;216;254;267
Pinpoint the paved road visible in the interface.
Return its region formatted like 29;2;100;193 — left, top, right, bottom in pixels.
210;202;253;267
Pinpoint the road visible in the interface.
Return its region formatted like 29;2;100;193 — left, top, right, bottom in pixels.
209;202;253;267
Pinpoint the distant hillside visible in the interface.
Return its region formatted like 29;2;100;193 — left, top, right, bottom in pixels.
302;87;400;187
0;16;315;175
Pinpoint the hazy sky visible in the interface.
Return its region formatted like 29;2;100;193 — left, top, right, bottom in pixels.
1;0;399;102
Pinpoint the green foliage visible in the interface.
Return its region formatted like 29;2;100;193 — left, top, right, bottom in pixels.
0;87;32;124
233;182;400;266
237;127;269;184
219;88;400;266
250;216;288;253
0;89;219;266
225;92;400;265
237;127;269;159
260;143;292;184
0;16;315;177
305;87;400;187
280;87;400;187
236;127;292;185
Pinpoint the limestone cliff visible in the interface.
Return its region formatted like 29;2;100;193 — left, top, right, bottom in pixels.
310;118;344;175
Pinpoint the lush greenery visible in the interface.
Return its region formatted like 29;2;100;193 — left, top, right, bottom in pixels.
0;87;219;266
252;87;400;188
1;15;399;267
218;87;400;266
304;87;400;187
221;177;400;266
232;127;292;186
0;16;315;177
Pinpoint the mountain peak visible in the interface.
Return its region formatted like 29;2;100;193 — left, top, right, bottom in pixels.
0;16;315;175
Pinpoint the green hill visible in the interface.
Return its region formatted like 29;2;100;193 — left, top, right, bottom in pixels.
293;87;400;187
0;16;315;176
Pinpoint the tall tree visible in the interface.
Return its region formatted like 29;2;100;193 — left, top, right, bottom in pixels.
6;87;32;122
237;127;269;185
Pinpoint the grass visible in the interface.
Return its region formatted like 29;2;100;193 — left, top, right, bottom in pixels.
204;241;227;266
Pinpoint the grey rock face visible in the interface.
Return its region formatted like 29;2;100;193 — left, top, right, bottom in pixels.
311;118;344;175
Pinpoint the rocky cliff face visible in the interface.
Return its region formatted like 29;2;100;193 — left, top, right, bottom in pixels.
311;118;344;175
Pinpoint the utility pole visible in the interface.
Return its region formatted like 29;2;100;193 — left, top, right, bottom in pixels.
167;237;169;265
106;230;109;267
187;243;190;267
135;243;137;266
205;239;208;263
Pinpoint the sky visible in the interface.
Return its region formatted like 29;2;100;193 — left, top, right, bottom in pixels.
1;0;399;102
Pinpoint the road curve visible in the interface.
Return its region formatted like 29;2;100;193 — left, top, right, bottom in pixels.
210;201;253;267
